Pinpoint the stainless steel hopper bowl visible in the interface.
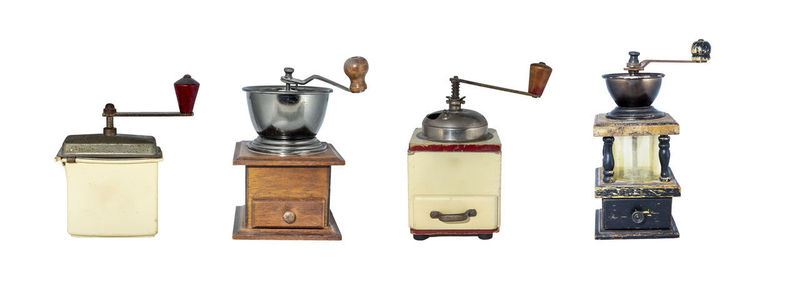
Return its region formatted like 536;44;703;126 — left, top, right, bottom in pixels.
243;57;368;155
244;86;331;141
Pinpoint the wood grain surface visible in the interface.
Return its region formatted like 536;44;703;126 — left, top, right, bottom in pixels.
233;206;342;240
251;198;325;228
245;166;331;227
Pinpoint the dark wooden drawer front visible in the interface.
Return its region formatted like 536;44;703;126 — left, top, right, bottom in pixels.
602;198;672;230
251;198;325;228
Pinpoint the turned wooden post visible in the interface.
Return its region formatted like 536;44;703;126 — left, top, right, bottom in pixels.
658;135;671;182
602;136;615;183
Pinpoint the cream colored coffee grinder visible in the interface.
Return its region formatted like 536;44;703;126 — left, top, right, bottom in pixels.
408;63;551;240
56;75;199;237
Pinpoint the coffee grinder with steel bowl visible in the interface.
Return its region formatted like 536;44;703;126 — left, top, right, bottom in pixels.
593;39;710;239
232;57;368;240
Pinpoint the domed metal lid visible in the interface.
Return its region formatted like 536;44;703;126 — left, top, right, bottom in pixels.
419;108;491;142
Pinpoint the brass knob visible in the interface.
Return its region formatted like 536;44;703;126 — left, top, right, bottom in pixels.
282;211;296;224
691;39;711;62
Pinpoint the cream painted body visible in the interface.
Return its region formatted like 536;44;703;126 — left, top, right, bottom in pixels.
59;158;162;237
612;135;661;182
408;128;501;230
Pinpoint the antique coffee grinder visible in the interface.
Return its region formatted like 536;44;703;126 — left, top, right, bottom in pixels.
593;39;710;239
232;57;368;240
56;75;199;237
408;62;552;240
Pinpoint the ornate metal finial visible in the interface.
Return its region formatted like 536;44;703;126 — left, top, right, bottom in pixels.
691;39;711;62
627;51;640;66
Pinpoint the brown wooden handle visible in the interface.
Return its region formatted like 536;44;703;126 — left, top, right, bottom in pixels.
528;62;552;97
344;56;368;93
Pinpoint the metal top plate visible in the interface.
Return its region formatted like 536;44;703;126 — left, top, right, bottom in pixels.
56;134;162;159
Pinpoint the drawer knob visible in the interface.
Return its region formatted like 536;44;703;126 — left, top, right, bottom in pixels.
631;210;645;224
282;211;296;224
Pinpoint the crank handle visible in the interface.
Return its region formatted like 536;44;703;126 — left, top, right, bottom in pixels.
280;56;369;93
625;39;711;72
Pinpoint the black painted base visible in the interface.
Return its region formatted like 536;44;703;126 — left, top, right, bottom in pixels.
606;106;665;120
594;209;679;240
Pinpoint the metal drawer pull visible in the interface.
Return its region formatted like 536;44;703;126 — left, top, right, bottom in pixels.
631;210;645;224
430;209;477;222
282;211;296;224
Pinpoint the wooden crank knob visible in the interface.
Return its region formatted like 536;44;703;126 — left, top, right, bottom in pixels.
344;56;368;93
528;62;552;97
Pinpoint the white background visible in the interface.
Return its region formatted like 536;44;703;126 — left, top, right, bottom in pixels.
1;0;797;283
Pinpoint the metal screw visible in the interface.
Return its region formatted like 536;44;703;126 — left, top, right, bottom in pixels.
102;103;117;136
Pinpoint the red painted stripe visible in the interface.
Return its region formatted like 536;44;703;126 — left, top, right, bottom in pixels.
410;228;499;235
408;144;501;152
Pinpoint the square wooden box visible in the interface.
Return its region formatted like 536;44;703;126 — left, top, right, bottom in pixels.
231;141;345;240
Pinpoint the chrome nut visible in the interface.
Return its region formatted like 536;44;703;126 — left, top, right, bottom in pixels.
282;211;296;224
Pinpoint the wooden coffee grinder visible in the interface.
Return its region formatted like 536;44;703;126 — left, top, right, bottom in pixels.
232;57;368;240
594;39;710;239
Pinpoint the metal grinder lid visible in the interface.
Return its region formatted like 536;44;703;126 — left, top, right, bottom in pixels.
56;134;162;159
419;108;490;142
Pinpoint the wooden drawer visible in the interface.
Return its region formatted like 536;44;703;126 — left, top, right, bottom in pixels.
251;198;326;228
246;167;330;199
602;198;672;230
